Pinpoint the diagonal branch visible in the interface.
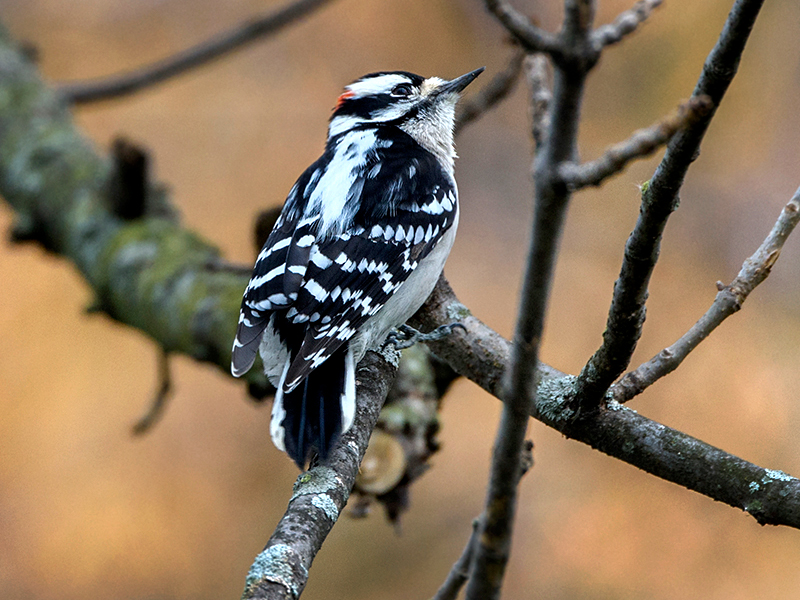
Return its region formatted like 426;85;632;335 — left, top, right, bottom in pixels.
465;3;597;598
431;519;481;600
573;0;767;410
454;48;525;135
58;0;339;104
613;186;800;403
592;0;664;50
241;351;397;600
483;0;562;56
131;348;173;435
559;95;712;190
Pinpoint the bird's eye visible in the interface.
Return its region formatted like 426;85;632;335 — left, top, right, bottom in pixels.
391;83;413;97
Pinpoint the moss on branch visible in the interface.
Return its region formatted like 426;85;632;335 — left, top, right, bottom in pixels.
0;24;266;390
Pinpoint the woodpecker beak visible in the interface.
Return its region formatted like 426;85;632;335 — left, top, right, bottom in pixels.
437;67;485;96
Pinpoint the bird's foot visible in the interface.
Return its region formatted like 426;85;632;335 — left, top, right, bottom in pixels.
385;322;466;350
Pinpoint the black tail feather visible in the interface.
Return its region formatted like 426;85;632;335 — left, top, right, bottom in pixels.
281;346;346;469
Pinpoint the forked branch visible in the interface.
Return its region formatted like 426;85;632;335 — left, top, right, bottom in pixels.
573;0;767;409
613;186;800;403
465;2;597;598
412;277;800;529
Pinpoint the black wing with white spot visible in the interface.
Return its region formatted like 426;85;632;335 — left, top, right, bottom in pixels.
232;128;456;386
280;145;457;390
230;160;324;376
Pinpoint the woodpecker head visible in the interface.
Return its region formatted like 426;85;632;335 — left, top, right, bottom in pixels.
329;68;484;170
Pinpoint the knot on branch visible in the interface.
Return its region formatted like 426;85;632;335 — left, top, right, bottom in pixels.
554;44;601;74
721;282;747;311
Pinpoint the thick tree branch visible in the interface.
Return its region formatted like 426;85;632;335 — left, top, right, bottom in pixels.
613;186;800;403
0;24;267;393
412;277;800;529
241;351;397;600
465;3;597;598
573;0;766;409
591;0;663;50
57;0;338;104
559;95;712;190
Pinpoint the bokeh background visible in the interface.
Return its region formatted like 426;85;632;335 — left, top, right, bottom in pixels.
2;0;800;598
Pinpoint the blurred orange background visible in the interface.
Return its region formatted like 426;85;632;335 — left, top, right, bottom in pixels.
2;1;800;598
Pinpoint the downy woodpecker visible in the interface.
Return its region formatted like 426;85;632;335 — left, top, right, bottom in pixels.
231;67;483;468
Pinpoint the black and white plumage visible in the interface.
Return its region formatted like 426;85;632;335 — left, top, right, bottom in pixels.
231;67;483;468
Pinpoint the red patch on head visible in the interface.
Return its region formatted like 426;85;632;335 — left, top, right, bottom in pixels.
334;90;356;111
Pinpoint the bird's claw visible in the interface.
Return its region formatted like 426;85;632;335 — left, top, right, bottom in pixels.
385;322;466;350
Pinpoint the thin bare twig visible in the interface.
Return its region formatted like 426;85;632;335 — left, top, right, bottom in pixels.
613;187;800;403
573;0;767;409
454;49;525;135
559;95;712;190
431;442;532;600
592;0;664;50
523;53;552;151
431;519;481;600
132;349;172;435
58;0;338;104
483;0;562;56
465;3;597;598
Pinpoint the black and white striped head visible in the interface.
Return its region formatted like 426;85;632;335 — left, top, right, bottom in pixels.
329;68;484;169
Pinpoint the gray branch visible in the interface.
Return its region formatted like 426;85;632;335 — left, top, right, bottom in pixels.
410;277;800;529
591;0;664;50
573;0;766;409
431;442;533;600
613;187;800;403
523;53;552;151
430;519;481;600
559;95;712;190
465;2;598;598
483;0;563;56
241;351;397;599
58;0;339;104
